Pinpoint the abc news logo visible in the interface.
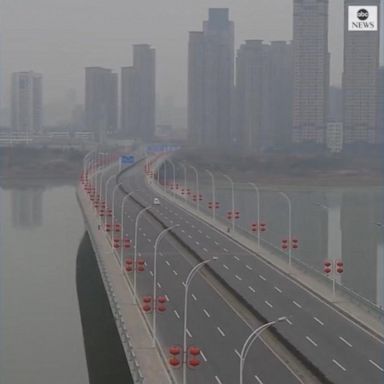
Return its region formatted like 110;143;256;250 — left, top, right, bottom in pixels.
348;6;378;31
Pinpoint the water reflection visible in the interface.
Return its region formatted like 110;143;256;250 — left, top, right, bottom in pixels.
11;188;44;228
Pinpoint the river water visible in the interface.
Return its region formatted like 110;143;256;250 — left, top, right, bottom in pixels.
0;182;88;384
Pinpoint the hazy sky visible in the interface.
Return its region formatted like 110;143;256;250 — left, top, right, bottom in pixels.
0;0;381;109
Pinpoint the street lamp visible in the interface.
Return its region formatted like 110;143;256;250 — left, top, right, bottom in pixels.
221;173;236;233
180;162;188;201
205;169;217;221
104;174;116;225
120;192;134;271
239;317;287;384
188;164;200;211
152;224;179;346
249;183;261;249
133;205;152;301
183;258;218;384
279;191;292;271
111;183;122;243
167;158;177;198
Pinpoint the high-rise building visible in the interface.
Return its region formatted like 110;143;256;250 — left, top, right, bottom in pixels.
378;66;384;144
11;71;43;135
266;41;294;150
235;40;266;153
235;40;293;153
121;44;155;141
343;0;381;148
85;67;117;142
188;8;234;148
292;0;329;149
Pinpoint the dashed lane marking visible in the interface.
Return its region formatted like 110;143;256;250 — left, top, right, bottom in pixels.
314;317;324;326
259;275;266;281
369;360;384;372
339;336;352;348
235;275;242;281
248;286;256;293
217;327;226;337
223;264;229;270
274;286;282;293
173;310;180;319
305;336;318;347
265;300;273;308
203;309;211;318
293;300;302;309
332;359;346;372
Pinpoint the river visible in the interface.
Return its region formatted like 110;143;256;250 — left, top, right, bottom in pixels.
0;182;89;384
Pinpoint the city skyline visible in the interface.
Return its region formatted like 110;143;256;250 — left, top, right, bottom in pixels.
3;0;381;110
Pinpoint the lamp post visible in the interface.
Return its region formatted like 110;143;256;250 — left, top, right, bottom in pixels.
182;257;218;384
279;192;292;271
104;175;116;225
249;182;261;249
222;173;235;233
188;165;200;211
167;158;177;198
152;224;179;347
205;170;216;221
120;192;134;271
239;317;287;384
133;205;152;300
111;183;122;243
180;163;188;201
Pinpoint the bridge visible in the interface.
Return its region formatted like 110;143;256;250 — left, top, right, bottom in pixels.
77;148;384;384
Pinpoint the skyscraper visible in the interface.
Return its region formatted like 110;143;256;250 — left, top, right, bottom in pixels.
235;40;293;153
343;0;381;148
121;44;155;141
85;67;117;142
11;71;43;135
188;8;234;148
292;0;329;149
235;40;266;153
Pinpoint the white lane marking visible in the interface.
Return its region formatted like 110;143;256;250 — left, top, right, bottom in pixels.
165;260;170;266
248;286;256;293
191;294;197;301
223;248;229;252
305;336;318;347
191;224;195;228
142;232;146;237
200;351;208;362
198;229;203;234
217;327;226;336
203;247;208;252
223;264;230;270
369;359;384;372
203;309;211;318
159;252;163;256
188;235;192;239
165;295;169;301
285;318;293;325
254;376;264;384
234;349;241;358
181;229;185;233
339;336;352;348
157;282;162;288
214;241;220;246
233;255;240;261
149;270;154;277
332;359;346;372
173;270;178;276
215;376;223;384
235;275;242;281
147;238;152;242
274;286;282;293
195;241;200;245
186;329;192;338
265;300;273;308
293;300;302;308
246;265;253;270
259;275;266;281
206;235;210;239
173;310;180;319
313;317;324;326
